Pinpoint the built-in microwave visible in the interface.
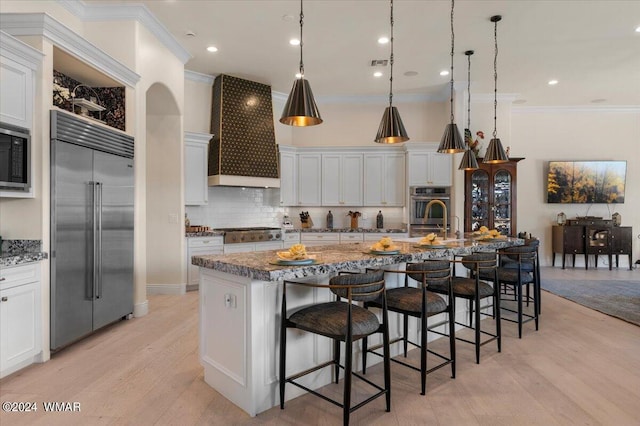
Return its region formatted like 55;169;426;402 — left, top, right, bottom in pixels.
0;123;30;191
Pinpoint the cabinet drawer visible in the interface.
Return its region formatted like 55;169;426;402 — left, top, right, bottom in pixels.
188;236;223;248
364;233;408;241
301;233;340;242
0;263;40;290
284;232;301;242
339;233;364;243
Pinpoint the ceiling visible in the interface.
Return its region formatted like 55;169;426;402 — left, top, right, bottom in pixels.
83;0;640;106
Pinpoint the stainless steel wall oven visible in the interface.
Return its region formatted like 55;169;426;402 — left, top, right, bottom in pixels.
409;186;451;236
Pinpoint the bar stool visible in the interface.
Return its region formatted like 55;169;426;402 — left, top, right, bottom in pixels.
279;270;390;426
428;252;501;364
482;245;539;338
361;259;455;395
501;238;541;314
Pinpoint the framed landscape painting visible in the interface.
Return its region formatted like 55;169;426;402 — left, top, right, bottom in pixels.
547;161;626;204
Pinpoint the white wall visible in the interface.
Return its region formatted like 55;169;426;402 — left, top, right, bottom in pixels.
510;108;640;267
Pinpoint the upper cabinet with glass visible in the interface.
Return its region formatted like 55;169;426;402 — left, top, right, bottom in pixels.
464;158;524;236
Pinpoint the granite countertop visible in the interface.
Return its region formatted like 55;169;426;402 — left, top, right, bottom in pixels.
286;228;408;233
191;236;522;282
0;240;48;267
185;231;225;238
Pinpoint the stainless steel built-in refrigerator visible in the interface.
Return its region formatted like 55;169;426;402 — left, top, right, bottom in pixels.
50;111;134;350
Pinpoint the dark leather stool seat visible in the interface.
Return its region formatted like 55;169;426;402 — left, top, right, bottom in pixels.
280;270;391;426
363;259;455;395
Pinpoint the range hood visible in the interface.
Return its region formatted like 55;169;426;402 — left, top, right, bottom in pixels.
208;74;280;187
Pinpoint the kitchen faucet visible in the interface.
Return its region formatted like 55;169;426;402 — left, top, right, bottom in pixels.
424;199;447;238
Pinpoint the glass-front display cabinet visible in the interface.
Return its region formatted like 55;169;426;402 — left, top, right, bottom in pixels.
464;158;524;236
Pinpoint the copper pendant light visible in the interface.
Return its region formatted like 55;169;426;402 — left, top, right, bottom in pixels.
375;0;409;144
459;50;479;170
280;0;322;126
438;0;465;154
483;15;509;164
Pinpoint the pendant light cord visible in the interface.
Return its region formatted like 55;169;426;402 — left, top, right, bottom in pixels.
493;17;498;139
449;0;455;124
467;51;471;131
299;0;304;76
388;0;395;107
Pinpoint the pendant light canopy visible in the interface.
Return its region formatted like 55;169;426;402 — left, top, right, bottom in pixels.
438;0;465;154
483;15;509;164
375;0;409;144
459;50;479;170
280;0;322;126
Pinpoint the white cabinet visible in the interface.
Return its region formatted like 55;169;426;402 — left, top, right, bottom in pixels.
186;236;223;290
322;154;363;206
364;233;408;241
0;33;42;200
300;232;340;247
297;154;322;206
279;147;297;206
406;143;452;187
364;153;405;206
283;232;301;248
0;262;42;379
339;233;364;243
184;132;212;206
223;241;284;254
0;34;40;130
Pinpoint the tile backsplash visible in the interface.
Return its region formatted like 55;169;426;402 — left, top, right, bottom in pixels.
185;187;407;229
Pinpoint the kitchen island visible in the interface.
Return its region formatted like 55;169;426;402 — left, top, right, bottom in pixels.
191;237;522;417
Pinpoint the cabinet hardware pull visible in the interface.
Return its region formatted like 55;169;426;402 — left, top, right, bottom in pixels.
0;277;5;281
1;297;7;302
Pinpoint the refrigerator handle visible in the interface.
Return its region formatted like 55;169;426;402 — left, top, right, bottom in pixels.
97;182;103;299
90;181;97;300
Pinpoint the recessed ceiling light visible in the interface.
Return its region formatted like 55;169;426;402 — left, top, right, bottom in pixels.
373;71;383;77
206;46;218;53
289;38;300;46
439;70;449;76
282;14;294;21
635;26;640;33
295;72;302;79
185;30;196;37
591;98;607;103
548;79;559;85
378;36;389;44
404;71;418;77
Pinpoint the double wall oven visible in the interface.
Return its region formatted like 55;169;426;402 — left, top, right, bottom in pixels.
409;186;451;237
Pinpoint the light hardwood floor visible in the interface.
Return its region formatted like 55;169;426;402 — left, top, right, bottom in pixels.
1;266;639;425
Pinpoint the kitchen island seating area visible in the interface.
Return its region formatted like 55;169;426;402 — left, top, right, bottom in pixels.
193;236;526;418
279;270;391;426
362;260;456;396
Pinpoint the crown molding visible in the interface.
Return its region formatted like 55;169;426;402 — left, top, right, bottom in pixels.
0;13;140;87
185;70;215;85
184;131;213;144
271;90;288;103
57;0;191;65
512;105;640;114
0;30;44;70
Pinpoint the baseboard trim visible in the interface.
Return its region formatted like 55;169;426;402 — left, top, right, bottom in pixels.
146;283;186;296
134;299;149;317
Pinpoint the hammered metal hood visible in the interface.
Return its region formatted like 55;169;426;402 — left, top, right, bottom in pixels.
208;74;280;187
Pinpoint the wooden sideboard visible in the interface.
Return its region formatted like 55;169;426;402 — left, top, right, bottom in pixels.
552;219;633;270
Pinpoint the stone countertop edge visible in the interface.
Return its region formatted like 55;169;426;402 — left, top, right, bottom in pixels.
286;228;408;233
191;239;522;282
185;231;225;238
0;252;48;267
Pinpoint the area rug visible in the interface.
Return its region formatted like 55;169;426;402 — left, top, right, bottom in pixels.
541;279;640;326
